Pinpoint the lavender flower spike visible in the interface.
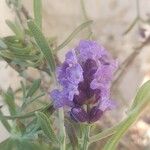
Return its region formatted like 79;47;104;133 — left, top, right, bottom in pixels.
50;40;117;123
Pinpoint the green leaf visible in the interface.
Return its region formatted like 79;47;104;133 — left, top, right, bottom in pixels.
4;104;53;120
20;81;26;98
16;119;26;135
1;139;47;150
0;138;14;150
8;44;32;55
103;80;150;150
6;20;24;40
27;20;56;73
28;93;45;104
22;92;45;110
0;138;49;150
34;0;42;29
4;36;20;45
3;35;23;50
0;50;15;59
26;79;41;98
25;118;40;136
3;88;16;115
129;80;150;111
0;110;11;132
55;20;93;51
0;138;9;149
15;140;44;150
0;50;39;61
35;111;58;142
0;39;7;49
89;125;118;144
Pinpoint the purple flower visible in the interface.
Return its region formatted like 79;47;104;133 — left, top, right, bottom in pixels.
50;40;117;123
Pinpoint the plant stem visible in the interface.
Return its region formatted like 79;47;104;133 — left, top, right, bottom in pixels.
89;125;118;144
55;20;92;51
112;36;150;88
4;104;54;120
82;125;90;150
80;0;93;39
58;108;66;150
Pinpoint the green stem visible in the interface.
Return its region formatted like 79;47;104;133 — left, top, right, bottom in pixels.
89;125;118;144
80;0;93;39
55;20;92;51
82;125;90;150
58;108;66;150
4;104;53;120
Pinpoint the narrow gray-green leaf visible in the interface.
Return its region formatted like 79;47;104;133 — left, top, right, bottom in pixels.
20;81;26;98
28;20;56;72
34;0;42;29
0;138;14;150
36;112;58;142
129;80;150;112
0;50;39;61
28;93;45;104
15;140;45;150
103;80;150;150
89;125;118;144
6;20;24;40
3;88;16;115
26;79;41;98
0;138;9;148
0;39;7;49
22;93;45;110
9;45;31;55
55;20;93;51
4;104;53;120
0;110;11;132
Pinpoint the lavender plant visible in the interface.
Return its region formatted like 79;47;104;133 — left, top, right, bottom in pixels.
0;0;150;150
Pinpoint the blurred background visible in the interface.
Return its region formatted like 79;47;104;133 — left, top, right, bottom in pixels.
0;0;150;149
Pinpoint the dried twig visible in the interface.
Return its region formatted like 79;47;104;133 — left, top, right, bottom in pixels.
112;36;150;88
123;0;141;35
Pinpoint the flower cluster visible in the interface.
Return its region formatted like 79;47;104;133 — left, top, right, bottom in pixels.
50;40;117;123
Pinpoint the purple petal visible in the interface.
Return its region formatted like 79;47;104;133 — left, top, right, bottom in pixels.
70;107;88;122
75;40;107;62
66;64;83;85
89;106;103;123
50;90;64;108
50;89;75;108
65;50;78;64
73;92;87;106
99;99;116;111
83;59;98;83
